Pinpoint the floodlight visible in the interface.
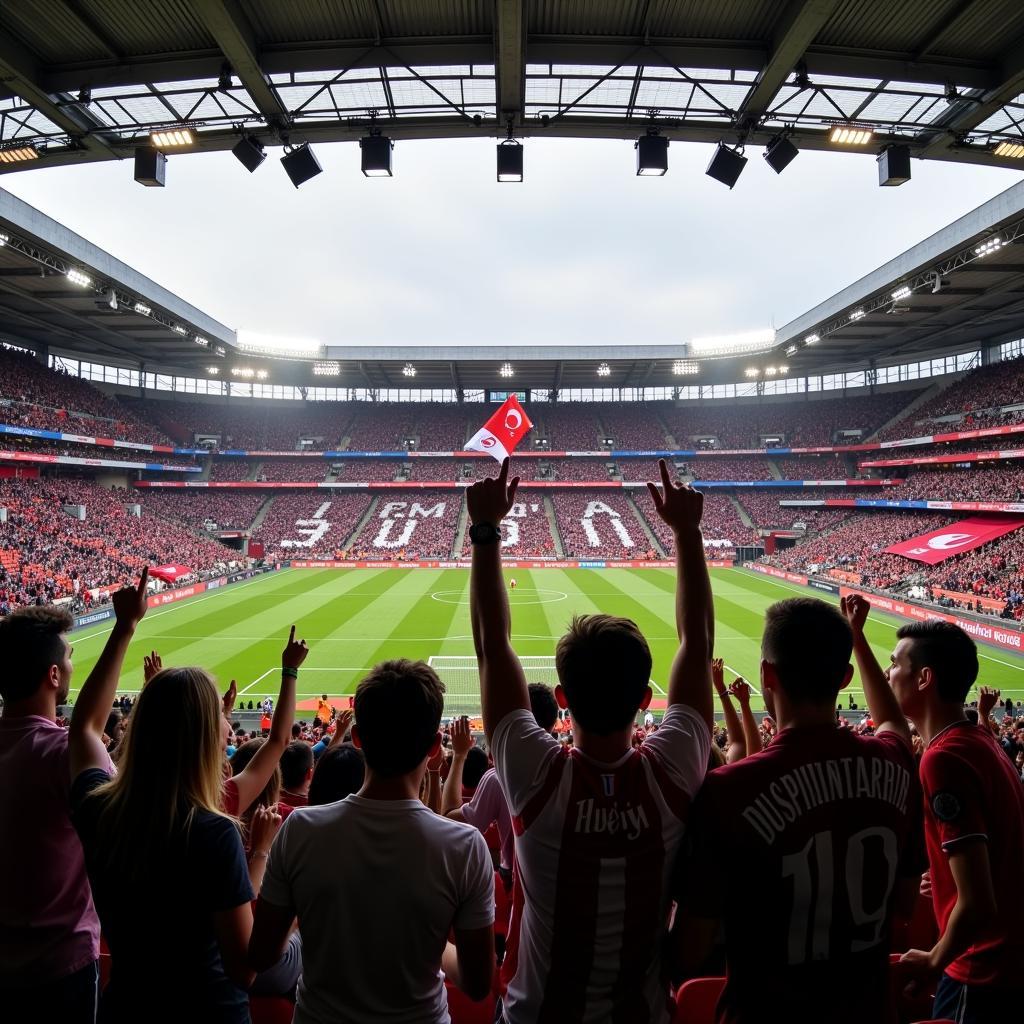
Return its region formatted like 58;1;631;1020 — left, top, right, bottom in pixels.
206;366;220;374
133;302;151;315
974;235;1007;258
779;365;789;373
597;362;611;377
497;140;523;182
745;367;760;378
134;147;166;187
993;141;1024;159
66;268;92;287
313;361;340;376
892;285;912;301
785;344;798;356
231;367;255;378
763;135;798;174
636;133;668;176
150;129;194;148
804;333;819;344
232;135;266;173
705;143;747;188
402;363;417;378
672;359;699;376
360;134;393;176
194;336;209;347
172;325;187;335
0;232;8;246
0;145;39;163
256;370;269;380
281;143;322;188
829;125;873;146
764;366;778;376
849;309;866;321
499;362;514;378
878;144;911;186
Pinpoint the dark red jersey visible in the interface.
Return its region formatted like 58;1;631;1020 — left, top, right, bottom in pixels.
920;720;1024;986
680;724;923;1024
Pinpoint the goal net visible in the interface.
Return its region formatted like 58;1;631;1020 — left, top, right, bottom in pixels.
427;655;560;718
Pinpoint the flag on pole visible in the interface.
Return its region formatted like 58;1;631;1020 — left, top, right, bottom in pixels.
464;394;533;463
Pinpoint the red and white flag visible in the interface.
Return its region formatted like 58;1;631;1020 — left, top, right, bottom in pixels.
151;563;194;583
465;394;533;463
884;514;1024;564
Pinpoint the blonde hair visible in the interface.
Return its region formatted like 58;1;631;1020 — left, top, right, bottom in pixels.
90;667;233;873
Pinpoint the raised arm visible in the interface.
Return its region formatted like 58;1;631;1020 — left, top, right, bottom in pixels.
441;717;473;818
977;686;1001;736
840;594;910;744
230;626;308;815
468;458;530;742
647;460;713;728
711;659;745;763
729;677;762;759
69;567;149;779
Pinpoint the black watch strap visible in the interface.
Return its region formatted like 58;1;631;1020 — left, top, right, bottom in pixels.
469;522;502;545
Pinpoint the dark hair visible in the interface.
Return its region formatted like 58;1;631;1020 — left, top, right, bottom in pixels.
896;620;979;703
0;605;74;703
463;746;489;789
229;738;281;810
762;598;853;703
555;615;652;735
279;740;314;790
290;723;302;739
308;745;366;805
354;660;444;778
528;682;559;732
104;709;123;737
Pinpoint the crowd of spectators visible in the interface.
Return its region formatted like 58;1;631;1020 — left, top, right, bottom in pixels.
254;493;372;554
736;490;853;532
135;490;266;533
898;464;1024;501
537;405;602;449
336;459;402;482
553;492;658;559
681;457;775;481
773;454;850;479
404;459;467;482
593;403;670;449
210;459;257;481
255;459;330;483
640;493;751;556
343;404;419;450
458;500;557;558
348;490;462;560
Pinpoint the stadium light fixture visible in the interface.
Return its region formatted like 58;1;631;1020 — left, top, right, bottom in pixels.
232;134;266;173
206;366;220;374
849;308;866;321
150;129;194;149
313;361;340;376
779;365;789;374
134;147;166;187
133;302;151;315
764;366;777;376
705;142;747;188
974;235;1007;258
993;140;1024;159
689;328;775;357
194;335;209;347
497;121;523;182
636;131;669;176
785;344;798;356
0;144;39;164
256;370;269;380
763;134;798;174
499;362;514;378
231;367;255;378
361;133;393;177
0;232;8;246
828;125;873;146
66;268;92;287
804;333;819;344
597;362;611;377
672;359;699;376
402;362;417;378
892;285;912;301
172;324;188;335
878;144;911;186
281;142;323;189
745;367;760;378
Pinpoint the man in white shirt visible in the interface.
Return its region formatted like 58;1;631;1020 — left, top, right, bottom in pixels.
249;659;495;1023
466;458;713;1023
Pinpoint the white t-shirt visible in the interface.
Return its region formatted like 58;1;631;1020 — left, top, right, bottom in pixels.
261;794;494;1024
492;704;710;1024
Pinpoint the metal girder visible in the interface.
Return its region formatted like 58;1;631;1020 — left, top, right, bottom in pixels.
734;0;840;132
919;33;1024;156
495;0;526;124
0;26;116;157
190;0;289;125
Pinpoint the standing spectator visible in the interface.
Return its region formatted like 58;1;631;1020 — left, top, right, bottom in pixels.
249;659;495;1021
468;458;712;1022
279;741;314;810
68;568;257;1023
0;605;100;1022
886;620;1024;1021
672;594;922;1023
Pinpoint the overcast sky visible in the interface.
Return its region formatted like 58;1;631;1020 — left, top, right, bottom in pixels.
2;138;1021;349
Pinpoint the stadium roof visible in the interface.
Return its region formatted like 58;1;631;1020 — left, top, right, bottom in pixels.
3;174;1024;390
1;1;1024;177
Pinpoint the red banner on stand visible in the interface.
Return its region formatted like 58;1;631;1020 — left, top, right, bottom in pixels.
884;514;1024;564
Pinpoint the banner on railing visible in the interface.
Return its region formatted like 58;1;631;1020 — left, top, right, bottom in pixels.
0;449;199;472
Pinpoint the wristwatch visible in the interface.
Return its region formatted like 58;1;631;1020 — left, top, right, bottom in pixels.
469;522;502;545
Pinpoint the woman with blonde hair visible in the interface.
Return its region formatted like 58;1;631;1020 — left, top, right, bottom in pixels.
69;570;256;1023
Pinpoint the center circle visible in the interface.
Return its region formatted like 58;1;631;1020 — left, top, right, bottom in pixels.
430;588;568;606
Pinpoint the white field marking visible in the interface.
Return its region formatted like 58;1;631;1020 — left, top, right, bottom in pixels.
240;665;365;694
72;569;297;644
722;663;762;697
431;588;568;606
650;679;666;695
145;631;751;643
737;570;1024;673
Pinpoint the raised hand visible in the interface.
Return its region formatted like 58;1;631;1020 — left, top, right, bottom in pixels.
249;804;282;856
222;678;238;718
840;593;870;634
282;625;309;670
978;685;1001;718
450;716;474;757
112;565;149;632
712;658;726;695
646;459;703;534
143;650;162;683
729;677;752;706
426;745;446;773
466;456;519;526
328;708;354;749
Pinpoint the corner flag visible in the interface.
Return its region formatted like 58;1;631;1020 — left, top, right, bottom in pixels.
464;394;533;463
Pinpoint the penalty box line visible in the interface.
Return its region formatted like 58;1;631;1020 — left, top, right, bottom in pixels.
239;666;365;694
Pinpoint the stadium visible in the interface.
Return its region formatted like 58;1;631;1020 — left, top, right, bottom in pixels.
2;3;1024;1024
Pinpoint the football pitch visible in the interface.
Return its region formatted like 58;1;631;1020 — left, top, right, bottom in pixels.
68;567;1024;714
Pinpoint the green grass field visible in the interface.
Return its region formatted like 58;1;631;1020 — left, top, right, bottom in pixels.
68;567;1024;715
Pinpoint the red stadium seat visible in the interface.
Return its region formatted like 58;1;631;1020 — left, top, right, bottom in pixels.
674;976;725;1024
248;994;296;1024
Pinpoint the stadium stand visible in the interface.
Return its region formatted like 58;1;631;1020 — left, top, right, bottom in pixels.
255;459;330;483
593;403;670;449
537;404;602;448
458;498;557;558
772;454;850;478
209;459;256;481
135;490;265;532
254;492;372;555
348;490;462;559
679;457;775;481
553;492;660;559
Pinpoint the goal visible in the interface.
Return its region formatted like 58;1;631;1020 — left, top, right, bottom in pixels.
427;655;560;718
